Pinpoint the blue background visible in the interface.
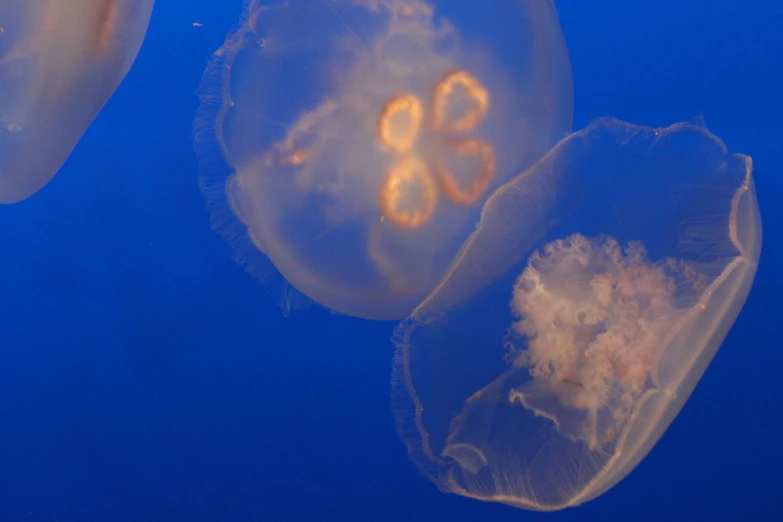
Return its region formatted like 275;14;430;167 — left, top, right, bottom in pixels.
1;1;781;520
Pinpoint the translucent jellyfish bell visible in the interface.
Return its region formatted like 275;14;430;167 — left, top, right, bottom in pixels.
196;0;573;319
0;0;154;204
393;119;762;510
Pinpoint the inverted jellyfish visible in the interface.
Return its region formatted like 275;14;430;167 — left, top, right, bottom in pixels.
0;0;155;204
392;118;762;510
195;0;573;319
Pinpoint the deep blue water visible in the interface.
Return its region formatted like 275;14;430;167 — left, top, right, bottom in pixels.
1;1;781;521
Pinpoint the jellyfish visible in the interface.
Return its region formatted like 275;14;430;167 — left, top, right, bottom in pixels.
195;0;573;320
0;0;155;204
392;118;762;510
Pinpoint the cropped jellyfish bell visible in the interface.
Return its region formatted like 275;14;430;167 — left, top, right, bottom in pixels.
196;0;573;319
0;0;155;204
392;118;762;510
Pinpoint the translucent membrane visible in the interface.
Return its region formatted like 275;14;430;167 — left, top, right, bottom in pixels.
393;118;762;511
196;0;573;319
0;0;155;203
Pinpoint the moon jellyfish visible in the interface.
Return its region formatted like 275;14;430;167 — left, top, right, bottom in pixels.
0;0;155;204
393;118;762;510
195;0;573;319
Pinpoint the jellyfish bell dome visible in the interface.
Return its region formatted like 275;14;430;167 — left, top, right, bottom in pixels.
393;118;762;510
0;0;155;203
196;0;573;319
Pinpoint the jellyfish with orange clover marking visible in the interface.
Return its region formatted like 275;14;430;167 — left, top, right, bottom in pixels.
0;0;155;204
195;0;574;320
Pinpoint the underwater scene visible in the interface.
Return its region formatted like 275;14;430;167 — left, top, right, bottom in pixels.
0;0;780;520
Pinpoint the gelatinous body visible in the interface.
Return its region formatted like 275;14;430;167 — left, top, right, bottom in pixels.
196;0;573;319
0;0;155;203
393;119;762;510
